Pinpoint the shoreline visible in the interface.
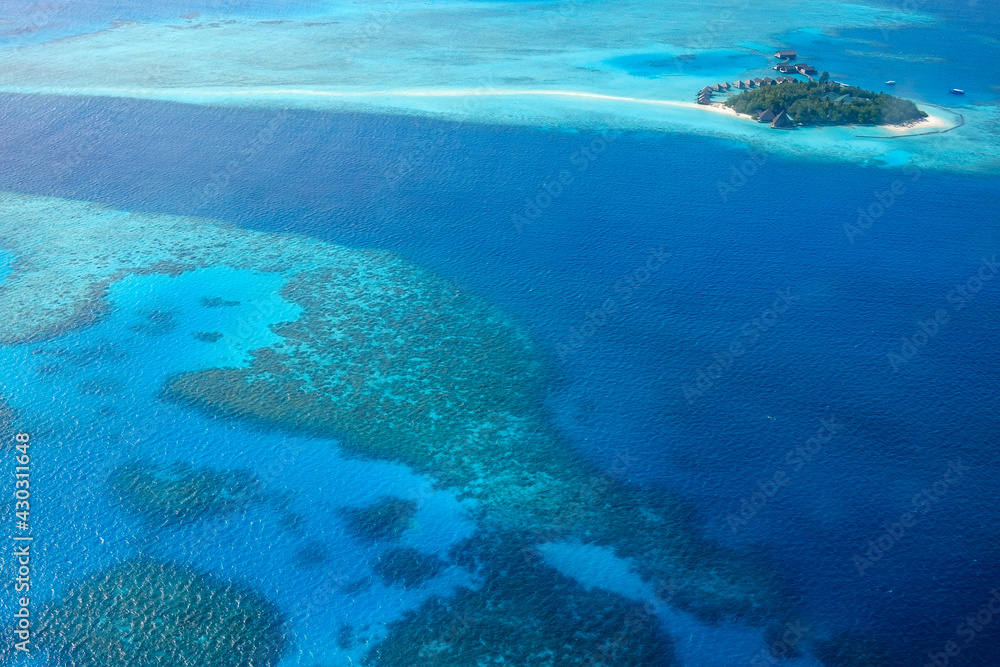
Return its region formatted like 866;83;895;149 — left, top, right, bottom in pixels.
0;83;983;172
881;110;950;132
114;86;955;135
709;99;957;134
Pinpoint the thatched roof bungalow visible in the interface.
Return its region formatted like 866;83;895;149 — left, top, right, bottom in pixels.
771;110;795;128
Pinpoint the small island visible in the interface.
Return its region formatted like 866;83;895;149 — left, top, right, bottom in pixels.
725;72;928;127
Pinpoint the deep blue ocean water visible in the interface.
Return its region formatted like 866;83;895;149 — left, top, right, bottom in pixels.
0;1;999;665
3;89;998;664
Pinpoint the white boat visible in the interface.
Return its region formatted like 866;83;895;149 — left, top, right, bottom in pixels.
949;88;965;95
885;80;896;85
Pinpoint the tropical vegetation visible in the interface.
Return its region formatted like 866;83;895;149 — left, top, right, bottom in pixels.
725;73;927;126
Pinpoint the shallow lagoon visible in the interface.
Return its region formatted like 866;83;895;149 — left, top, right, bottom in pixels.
0;0;996;172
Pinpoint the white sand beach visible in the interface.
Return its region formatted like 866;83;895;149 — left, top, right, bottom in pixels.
882;109;953;133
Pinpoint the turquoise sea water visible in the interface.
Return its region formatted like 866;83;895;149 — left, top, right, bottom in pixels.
0;1;998;666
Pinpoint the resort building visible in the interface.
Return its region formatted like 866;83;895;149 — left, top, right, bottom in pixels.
771;110;795;128
775;49;797;59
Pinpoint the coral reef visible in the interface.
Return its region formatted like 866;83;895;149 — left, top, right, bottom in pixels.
130;309;176;336
340;497;417;543
0;193;794;654
37;557;286;667
201;296;242;308
293;540;330;568
372;547;447;588
365;533;673;666
106;461;265;525
193;331;224;343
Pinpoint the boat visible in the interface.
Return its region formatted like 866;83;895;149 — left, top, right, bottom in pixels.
885;80;896;85
949;88;965;95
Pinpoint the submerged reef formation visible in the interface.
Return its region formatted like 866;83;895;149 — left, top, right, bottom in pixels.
294;540;331;568
340;497;418;543
37;557;286;667
366;533;672;666
0;192;793;656
372;547;447;588
106;461;265;525
193;330;224;343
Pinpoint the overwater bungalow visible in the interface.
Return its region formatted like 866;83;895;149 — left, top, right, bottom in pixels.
721;82;731;90
757;109;776;123
795;63;817;75
698;94;712;105
753;77;764;86
775;49;797;59
775;63;797;73
762;77;775;85
771;110;795;128
711;83;722;92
